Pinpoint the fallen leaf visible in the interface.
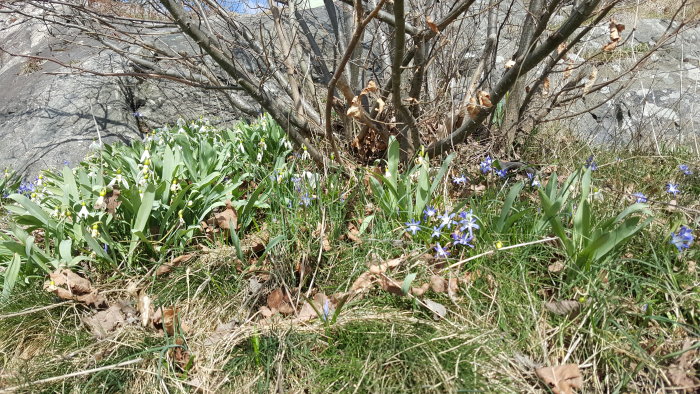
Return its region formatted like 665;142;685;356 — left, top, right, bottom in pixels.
347;222;362;244
138;293;152;327
162;306;187;336
267;288;295;315
544;300;582;317
44;269;107;308
466;97;480;119
602;40;617;51
583;67;597;93
214;200;238;230
426;16;439;33
411;283;430;296
557;43;567;54
375;97;385;115
360;80;378;95
423;298;447;320
351;272;374;293
504;59;516;69
297;292;333;322
347;95;364;119
378;275;404;296
105;189;121;215
548;261;565;273
155;253;195;277
665;339;700;391
83;304;126;339
430;275;447;293
542;77;550;96
242;226;270;254
477;90;492;108
608;19;624;41
448;277;459;295
535;364;583;394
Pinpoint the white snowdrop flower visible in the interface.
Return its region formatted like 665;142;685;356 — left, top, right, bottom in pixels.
178;127;185;134
108;171;129;189
301;146;310;160
187;200;193;207
177;118;185;127
78;203;90;220
170;179;181;192
36;175;43;186
91;223;99;238
256;151;263;162
140;149;150;163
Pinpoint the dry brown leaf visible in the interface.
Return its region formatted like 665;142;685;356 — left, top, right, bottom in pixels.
602;40;618;51
242;226;270;254
259;306;274;318
477;90;492;108
448;277;459;295
426;16;439;33
347;222;362;244
563;58;574;79
608;19;625;41
156;253;195;277
360;80;378;95
665;339;700;391
378;275;404;296
347;95;363;119
548;261;565;273
267;288;295;315
411;283;430;296
557;42;567;54
138;293;152;327
430;275;447;293
375;97;386;115
544;300;582;317
105;189;121;215
466;97;480;120
214;200;238;230
83;304;126;339
351;272;375;293
297;292;333;322
687;260;696;274
44;269;107;308
504;59;516;69
542;77;550;96
535;364;583;394
423;298;447;320
162;306;181;336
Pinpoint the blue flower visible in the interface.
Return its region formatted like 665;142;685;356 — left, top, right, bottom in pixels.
423;206;437;219
133;112;143;118
632;192;647;203
451;232;474;248
585;155;598;171
670;226;694;251
527;172;541;187
431;226;443;238
322;299;331;321
437;211;455;228
666;183;680;195
679;164;693;175
17;181;36;196
480;156;493;174
453;175;468;185
405;219;421;235
495;168;508;178
434;243;450;258
300;193;313;206
458;211;480;236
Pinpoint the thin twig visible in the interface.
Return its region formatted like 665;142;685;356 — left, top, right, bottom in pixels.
447;236;559;270
0;358;144;393
0;301;73;320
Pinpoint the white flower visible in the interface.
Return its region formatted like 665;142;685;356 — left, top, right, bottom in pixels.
187;200;193;207
256;151;263;162
177;118;185;127
108;172;129;189
301;146;310;160
78;203;90;220
140;150;150;163
36;175;43;186
170;180;181;192
91;224;99;238
95;195;104;207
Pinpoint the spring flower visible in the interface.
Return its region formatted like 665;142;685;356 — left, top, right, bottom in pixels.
453;175;468;185
94;189;106;209
322;299;331;321
91;223;99;238
678;164;693;175
300;193;313;207
585;155;598;171
670;226;694;251
480;156;493;174
495;168;508;178
187;200;193;207
458;210;480;236
423;206;437;219
78;202;90;220
170;179;181;192
301;145;310;160
405;219;421;235
434;243;450;258
140;149;150;163
632;192;647;203
666;183;680;195
108;170;129;189
431;226;443;238
36;174;43;186
495;241;503;249
527;172;540;187
437;211;455;228
452;232;474;247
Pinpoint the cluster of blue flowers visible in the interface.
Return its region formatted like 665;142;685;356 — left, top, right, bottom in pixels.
405;206;481;258
17;181;36;196
670;226;694;252
585;155;598;171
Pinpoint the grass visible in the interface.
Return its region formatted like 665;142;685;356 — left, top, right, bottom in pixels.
0;122;698;392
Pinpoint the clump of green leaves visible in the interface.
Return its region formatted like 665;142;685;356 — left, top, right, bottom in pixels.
538;167;653;271
0;115;290;295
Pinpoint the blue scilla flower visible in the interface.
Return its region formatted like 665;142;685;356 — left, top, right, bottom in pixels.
434;243;450;258
437;211;456;229
458;211;480;236
527;172;541;187
480;156;493;174
679;164;693;175
452;232;474;248
17;181;36;196
405;219;421;235
300;193;313;206
453;175;468;185
670;225;694;251
495;168;508;178
632;192;647;203
423;206;437;219
666;183;680;195
431;226;443;238
585;155;598;171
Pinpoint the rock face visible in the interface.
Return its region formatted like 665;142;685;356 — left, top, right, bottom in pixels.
0;16;238;176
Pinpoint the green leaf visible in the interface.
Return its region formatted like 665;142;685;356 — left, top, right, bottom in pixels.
59;239;72;263
386;136;399;190
495;182;524;233
128;184;156;264
359;215;375;235
2;253;21;299
401;273;417;296
9;194;57;229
